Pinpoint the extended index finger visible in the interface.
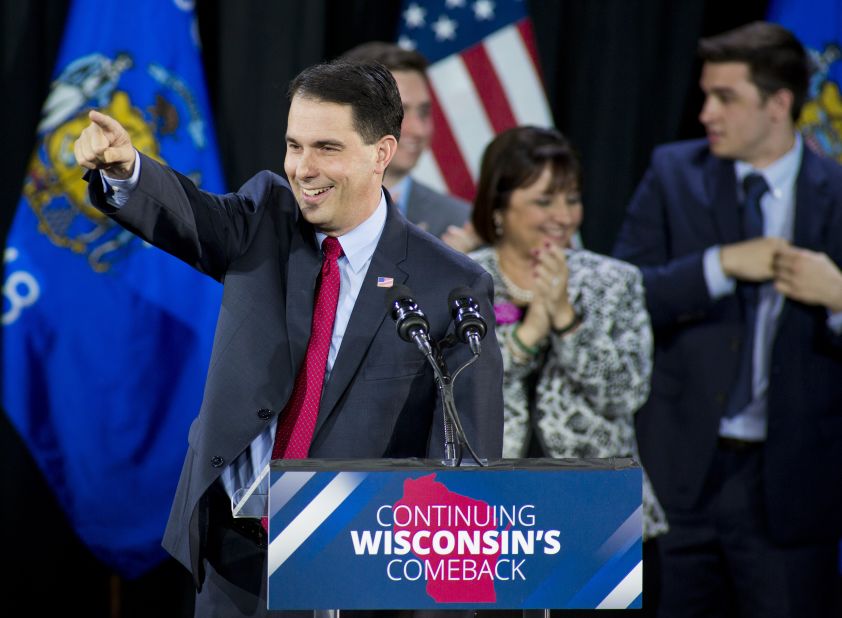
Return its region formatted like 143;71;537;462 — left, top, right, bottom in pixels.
88;110;123;136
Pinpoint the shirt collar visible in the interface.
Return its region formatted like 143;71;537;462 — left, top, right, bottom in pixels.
315;190;388;274
734;132;803;200
389;175;412;216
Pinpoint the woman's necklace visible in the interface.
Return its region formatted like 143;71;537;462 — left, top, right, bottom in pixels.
495;249;534;304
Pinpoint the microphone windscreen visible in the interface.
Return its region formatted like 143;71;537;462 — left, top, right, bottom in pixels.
447;286;474;306
385;283;413;309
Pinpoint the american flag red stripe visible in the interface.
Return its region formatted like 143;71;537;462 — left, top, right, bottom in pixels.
461;43;518;134
517;19;543;83
400;1;553;201
427;85;476;200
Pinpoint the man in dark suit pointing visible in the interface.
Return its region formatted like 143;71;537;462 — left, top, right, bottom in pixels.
75;59;503;617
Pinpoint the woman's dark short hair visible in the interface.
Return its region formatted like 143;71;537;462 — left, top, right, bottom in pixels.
288;59;403;144
472;126;583;245
699;21;810;121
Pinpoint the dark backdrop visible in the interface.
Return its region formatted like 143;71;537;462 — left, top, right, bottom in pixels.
0;0;768;615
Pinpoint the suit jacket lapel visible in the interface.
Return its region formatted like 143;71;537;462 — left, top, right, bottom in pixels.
285;215;321;391
792;147;830;250
706;154;743;244
778;147;830;327
314;201;410;435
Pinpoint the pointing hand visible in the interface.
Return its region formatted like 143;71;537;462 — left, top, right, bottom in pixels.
73;110;136;179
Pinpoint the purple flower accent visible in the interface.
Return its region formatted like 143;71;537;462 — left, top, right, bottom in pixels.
494;302;523;325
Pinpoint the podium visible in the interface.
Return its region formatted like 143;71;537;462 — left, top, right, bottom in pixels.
235;458;643;612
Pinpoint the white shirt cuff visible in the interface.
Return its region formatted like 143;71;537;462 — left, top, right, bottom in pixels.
704;246;736;300
100;150;141;208
827;310;842;335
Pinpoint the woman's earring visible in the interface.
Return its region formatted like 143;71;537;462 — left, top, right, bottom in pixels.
493;211;504;239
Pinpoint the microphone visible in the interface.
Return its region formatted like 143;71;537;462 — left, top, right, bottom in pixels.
385;284;433;357
385;285;488;467
448;286;487;355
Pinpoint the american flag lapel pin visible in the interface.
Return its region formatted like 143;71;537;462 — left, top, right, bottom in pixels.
377;276;394;288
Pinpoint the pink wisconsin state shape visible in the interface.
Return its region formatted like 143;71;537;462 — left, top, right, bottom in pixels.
394;474;501;603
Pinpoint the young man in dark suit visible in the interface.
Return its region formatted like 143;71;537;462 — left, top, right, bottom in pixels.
75;59;503;617
614;21;842;617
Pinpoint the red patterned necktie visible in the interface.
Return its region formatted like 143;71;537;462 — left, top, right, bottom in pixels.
272;236;344;459
262;237;343;532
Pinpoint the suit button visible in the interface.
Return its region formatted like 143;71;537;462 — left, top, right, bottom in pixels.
257;408;274;420
211;456;225;468
730;337;739;352
715;392;726;405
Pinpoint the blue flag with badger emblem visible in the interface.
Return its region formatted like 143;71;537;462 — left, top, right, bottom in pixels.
2;0;224;578
768;0;842;161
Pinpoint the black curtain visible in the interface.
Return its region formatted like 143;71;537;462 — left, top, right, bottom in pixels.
0;1;768;614
530;0;709;251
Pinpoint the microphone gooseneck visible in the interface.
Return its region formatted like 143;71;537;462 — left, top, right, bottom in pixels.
384;284;487;467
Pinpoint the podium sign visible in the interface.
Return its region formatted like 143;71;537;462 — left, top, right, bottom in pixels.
267;459;642;610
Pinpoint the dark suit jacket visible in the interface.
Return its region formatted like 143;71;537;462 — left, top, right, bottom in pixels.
405;178;470;238
613;139;842;545
89;154;503;589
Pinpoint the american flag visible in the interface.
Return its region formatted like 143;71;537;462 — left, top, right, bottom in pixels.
398;0;554;201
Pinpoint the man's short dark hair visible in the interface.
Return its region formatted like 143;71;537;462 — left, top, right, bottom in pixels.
341;41;429;77
288;59;403;144
699;21;810;121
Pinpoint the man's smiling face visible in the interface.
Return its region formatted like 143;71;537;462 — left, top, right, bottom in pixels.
284;95;393;236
